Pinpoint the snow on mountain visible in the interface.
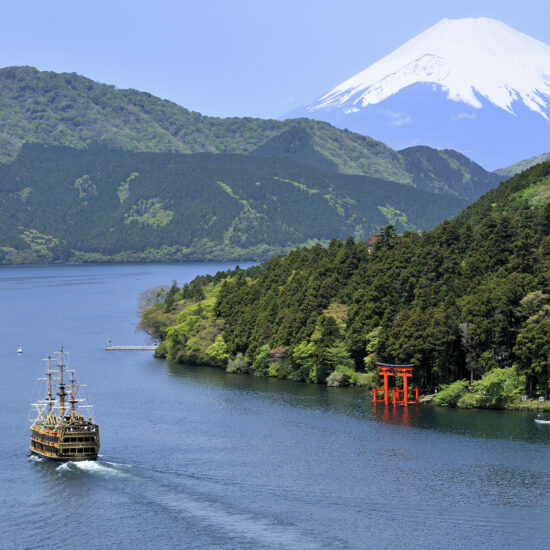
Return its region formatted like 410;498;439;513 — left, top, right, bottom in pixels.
285;18;550;170
312;18;550;118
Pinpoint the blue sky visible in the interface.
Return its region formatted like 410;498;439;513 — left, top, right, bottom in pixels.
1;0;548;118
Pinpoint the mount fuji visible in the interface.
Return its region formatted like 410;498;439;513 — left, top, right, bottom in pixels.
285;18;550;170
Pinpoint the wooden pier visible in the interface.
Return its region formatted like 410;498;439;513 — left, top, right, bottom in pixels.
105;345;157;351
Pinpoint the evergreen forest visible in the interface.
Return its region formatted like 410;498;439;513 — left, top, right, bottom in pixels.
0;143;469;264
140;163;550;408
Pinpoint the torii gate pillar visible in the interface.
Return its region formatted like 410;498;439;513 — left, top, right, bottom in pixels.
372;363;418;406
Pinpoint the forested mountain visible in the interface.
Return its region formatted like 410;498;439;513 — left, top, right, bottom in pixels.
0;66;502;199
0;143;468;264
399;146;504;201
141;162;550;405
496;152;550;178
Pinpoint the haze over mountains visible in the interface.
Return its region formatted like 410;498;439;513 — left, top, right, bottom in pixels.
287;17;550;170
496;152;550;178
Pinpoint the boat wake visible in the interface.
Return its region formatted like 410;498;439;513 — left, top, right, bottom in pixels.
54;459;323;549
149;486;322;550
535;418;550;424
56;460;131;479
27;454;44;462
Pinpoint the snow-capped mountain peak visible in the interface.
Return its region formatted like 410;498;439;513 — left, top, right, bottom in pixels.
310;17;550;119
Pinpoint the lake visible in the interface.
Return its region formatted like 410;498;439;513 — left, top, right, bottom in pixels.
1;263;549;549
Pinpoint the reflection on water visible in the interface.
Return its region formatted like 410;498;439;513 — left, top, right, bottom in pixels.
167;360;550;445
372;403;419;427
2;264;550;549
166;360;374;418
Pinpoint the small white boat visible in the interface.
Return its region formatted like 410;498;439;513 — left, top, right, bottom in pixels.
17;347;22;354
535;418;550;424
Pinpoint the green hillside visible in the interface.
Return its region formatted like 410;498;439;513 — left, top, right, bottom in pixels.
400;146;504;201
142;163;550;406
0;143;468;265
496;152;550;178
0;66;501;200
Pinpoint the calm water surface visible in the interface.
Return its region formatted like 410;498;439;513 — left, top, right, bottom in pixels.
1;263;549;550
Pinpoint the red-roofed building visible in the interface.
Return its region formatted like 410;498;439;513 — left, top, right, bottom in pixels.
367;234;380;252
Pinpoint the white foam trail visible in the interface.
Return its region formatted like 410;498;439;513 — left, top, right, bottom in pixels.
27;454;44;462
152;489;321;550
56;460;131;479
102;461;131;468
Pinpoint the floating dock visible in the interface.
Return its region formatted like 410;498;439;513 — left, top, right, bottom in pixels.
105;345;157;351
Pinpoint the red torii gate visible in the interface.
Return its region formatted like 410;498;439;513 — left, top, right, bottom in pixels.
372;363;419;406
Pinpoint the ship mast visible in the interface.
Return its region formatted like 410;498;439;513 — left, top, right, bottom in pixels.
58;347;66;417
69;372;78;419
47;354;53;414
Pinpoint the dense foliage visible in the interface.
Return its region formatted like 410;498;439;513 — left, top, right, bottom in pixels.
399;146;504;200
0;144;469;264
0;66;502;199
141;163;550;404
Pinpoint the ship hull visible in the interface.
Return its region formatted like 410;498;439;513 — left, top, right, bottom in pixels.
30;449;98;462
30;420;100;462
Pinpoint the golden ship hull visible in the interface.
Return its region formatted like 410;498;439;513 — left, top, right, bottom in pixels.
30;348;100;462
30;420;100;462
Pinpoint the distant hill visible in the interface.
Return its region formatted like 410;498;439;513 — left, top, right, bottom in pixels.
0;143;469;264
399;146;504;201
0;66;501;200
496;152;550;178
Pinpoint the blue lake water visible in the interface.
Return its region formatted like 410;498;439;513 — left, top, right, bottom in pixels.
1;263;549;549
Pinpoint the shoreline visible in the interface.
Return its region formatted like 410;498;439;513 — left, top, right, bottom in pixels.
420;392;550;411
158;353;550;414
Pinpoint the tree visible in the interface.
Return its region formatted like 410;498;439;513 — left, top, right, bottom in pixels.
514;319;550;398
164;281;179;312
291;341;315;382
459;322;478;383
138;285;168;312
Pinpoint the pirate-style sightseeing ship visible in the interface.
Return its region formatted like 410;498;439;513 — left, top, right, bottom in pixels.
30;348;100;461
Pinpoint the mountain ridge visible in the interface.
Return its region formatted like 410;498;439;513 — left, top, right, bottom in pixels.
0;65;502;199
496;152;550;178
308;18;550;118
